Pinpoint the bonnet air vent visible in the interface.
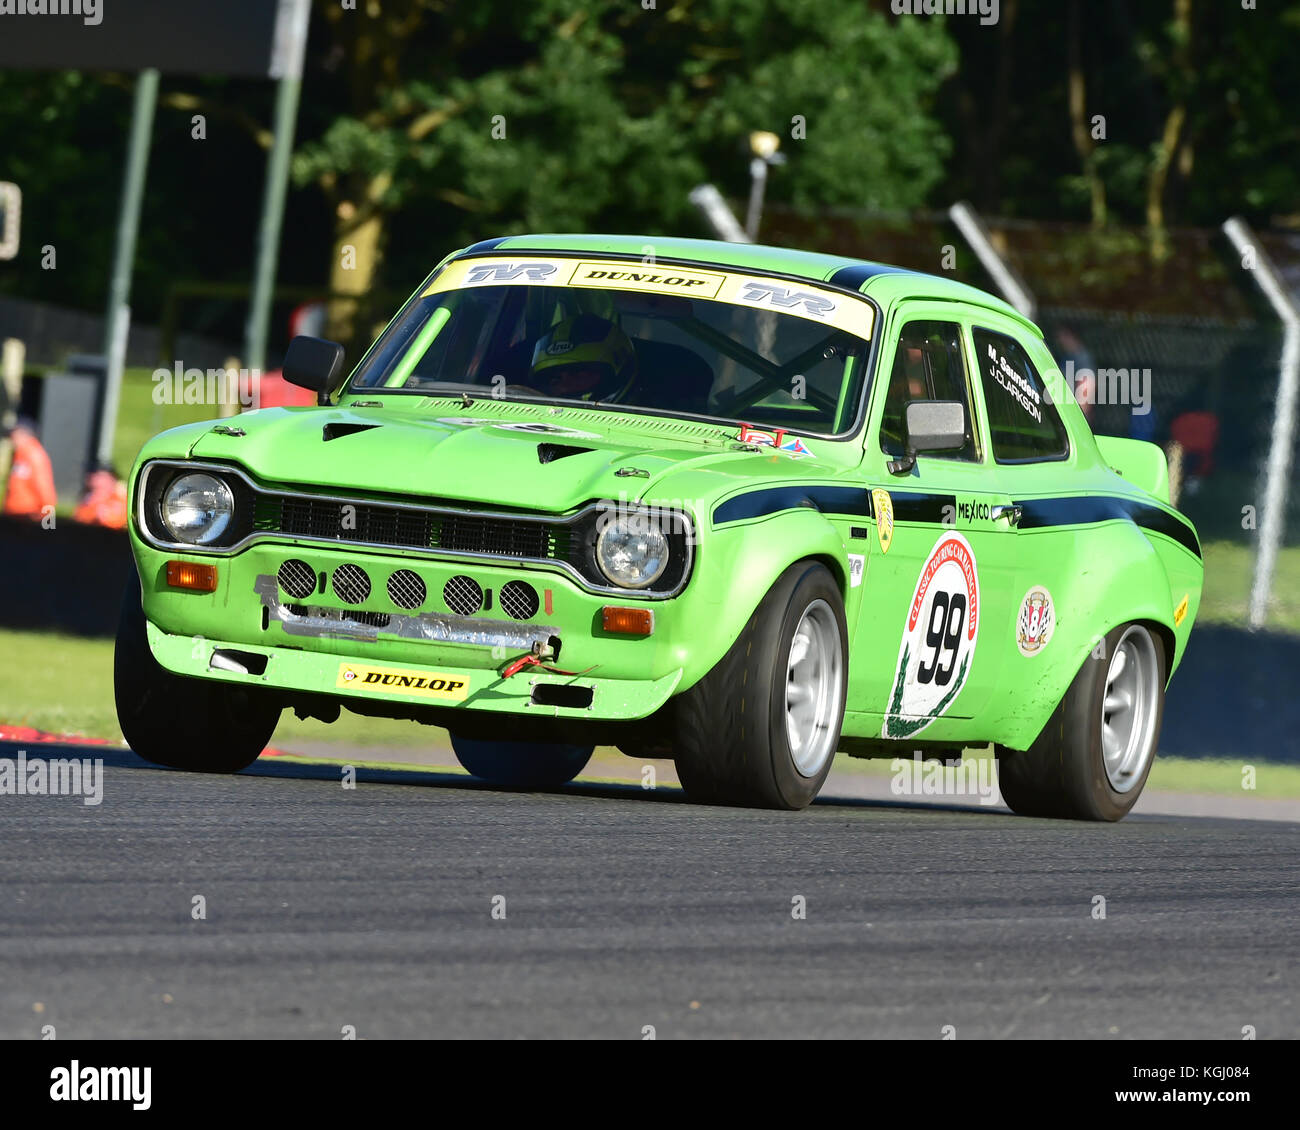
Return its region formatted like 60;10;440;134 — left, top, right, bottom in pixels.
537;443;593;464
323;422;382;442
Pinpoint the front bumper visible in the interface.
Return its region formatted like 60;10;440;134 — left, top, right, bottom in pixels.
133;534;691;722
146;618;683;720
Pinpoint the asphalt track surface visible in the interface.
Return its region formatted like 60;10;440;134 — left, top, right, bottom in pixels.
2;744;1296;1039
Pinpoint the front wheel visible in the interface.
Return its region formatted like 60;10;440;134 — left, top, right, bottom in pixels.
449;736;594;789
114;568;281;773
671;561;847;810
998;622;1166;821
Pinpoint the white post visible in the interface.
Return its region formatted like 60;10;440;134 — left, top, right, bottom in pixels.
745;158;768;242
1222;216;1300;629
948;201;1037;320
0;181;20;261
0;338;24;492
689;184;751;244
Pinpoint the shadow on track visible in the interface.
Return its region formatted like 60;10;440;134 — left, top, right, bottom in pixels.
0;739;1015;818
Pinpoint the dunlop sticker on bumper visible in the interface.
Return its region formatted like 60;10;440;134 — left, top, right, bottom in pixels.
336;663;469;701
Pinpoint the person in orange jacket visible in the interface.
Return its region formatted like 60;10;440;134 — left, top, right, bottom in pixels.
73;466;128;529
0;421;57;520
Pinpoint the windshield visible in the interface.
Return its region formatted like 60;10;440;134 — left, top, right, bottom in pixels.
350;257;876;437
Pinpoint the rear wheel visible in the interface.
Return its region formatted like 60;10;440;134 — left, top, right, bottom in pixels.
114;568;281;773
998;622;1165;821
671;561;847;810
449;736;593;789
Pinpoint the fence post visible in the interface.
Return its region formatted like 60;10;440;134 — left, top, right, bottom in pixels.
95;68;160;472
1222;217;1300;630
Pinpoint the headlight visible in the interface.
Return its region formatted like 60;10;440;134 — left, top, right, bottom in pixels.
595;514;670;589
161;473;235;545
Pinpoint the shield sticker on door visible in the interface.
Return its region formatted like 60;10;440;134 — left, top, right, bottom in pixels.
872;488;894;555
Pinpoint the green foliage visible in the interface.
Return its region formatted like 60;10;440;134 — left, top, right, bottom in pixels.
941;0;1300;228
0;71;124;309
3;0;1298;339
293;0;957;280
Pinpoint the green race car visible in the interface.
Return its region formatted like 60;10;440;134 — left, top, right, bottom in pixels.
116;234;1202;819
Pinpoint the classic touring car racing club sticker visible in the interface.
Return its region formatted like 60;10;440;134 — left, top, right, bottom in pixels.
1016;585;1055;657
882;531;979;739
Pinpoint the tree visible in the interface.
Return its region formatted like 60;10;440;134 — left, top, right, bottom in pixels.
293;0;957;346
943;0;1300;242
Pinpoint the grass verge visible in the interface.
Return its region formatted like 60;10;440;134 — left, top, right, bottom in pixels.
2;626;1296;799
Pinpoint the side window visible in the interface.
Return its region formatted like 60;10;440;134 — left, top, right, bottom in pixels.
880;320;978;461
972;328;1070;462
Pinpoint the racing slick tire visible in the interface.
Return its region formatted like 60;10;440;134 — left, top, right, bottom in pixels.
671;560;847;810
114;566;281;773
450;736;594;789
997;622;1166;821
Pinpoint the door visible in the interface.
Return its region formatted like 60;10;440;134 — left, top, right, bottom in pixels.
967;320;1078;678
846;313;1022;743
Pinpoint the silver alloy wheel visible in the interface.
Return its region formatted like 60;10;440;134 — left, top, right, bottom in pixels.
1101;625;1161;793
784;599;843;778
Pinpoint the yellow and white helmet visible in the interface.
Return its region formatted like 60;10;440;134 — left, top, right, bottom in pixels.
530;314;637;402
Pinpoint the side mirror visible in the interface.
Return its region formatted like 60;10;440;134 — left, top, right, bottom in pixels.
283;335;345;406
887;400;968;475
906;399;967;453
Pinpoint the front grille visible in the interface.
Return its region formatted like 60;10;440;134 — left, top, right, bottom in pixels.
332;563;371;605
499;580;540;621
280;602;389;629
263;493;569;562
387;569;426;610
435;513;553;559
342;610;391;628
278;496;434;547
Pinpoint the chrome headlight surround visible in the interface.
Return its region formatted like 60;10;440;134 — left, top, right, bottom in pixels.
138;463;253;551
579;503;693;595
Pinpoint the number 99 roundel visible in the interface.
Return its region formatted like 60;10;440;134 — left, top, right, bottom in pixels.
882;531;980;739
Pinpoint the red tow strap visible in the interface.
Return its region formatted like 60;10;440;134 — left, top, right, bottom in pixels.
499;652;597;680
500;653;577;678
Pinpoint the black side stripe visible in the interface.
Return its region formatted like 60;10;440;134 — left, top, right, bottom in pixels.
712;486;955;525
713;485;1201;558
1015;496;1201;559
889;492;956;524
713;485;871;525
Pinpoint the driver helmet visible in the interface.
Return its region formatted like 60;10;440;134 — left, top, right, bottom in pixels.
530;314;636;402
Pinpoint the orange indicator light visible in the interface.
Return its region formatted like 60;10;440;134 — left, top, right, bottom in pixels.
166;561;218;592
601;606;654;636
